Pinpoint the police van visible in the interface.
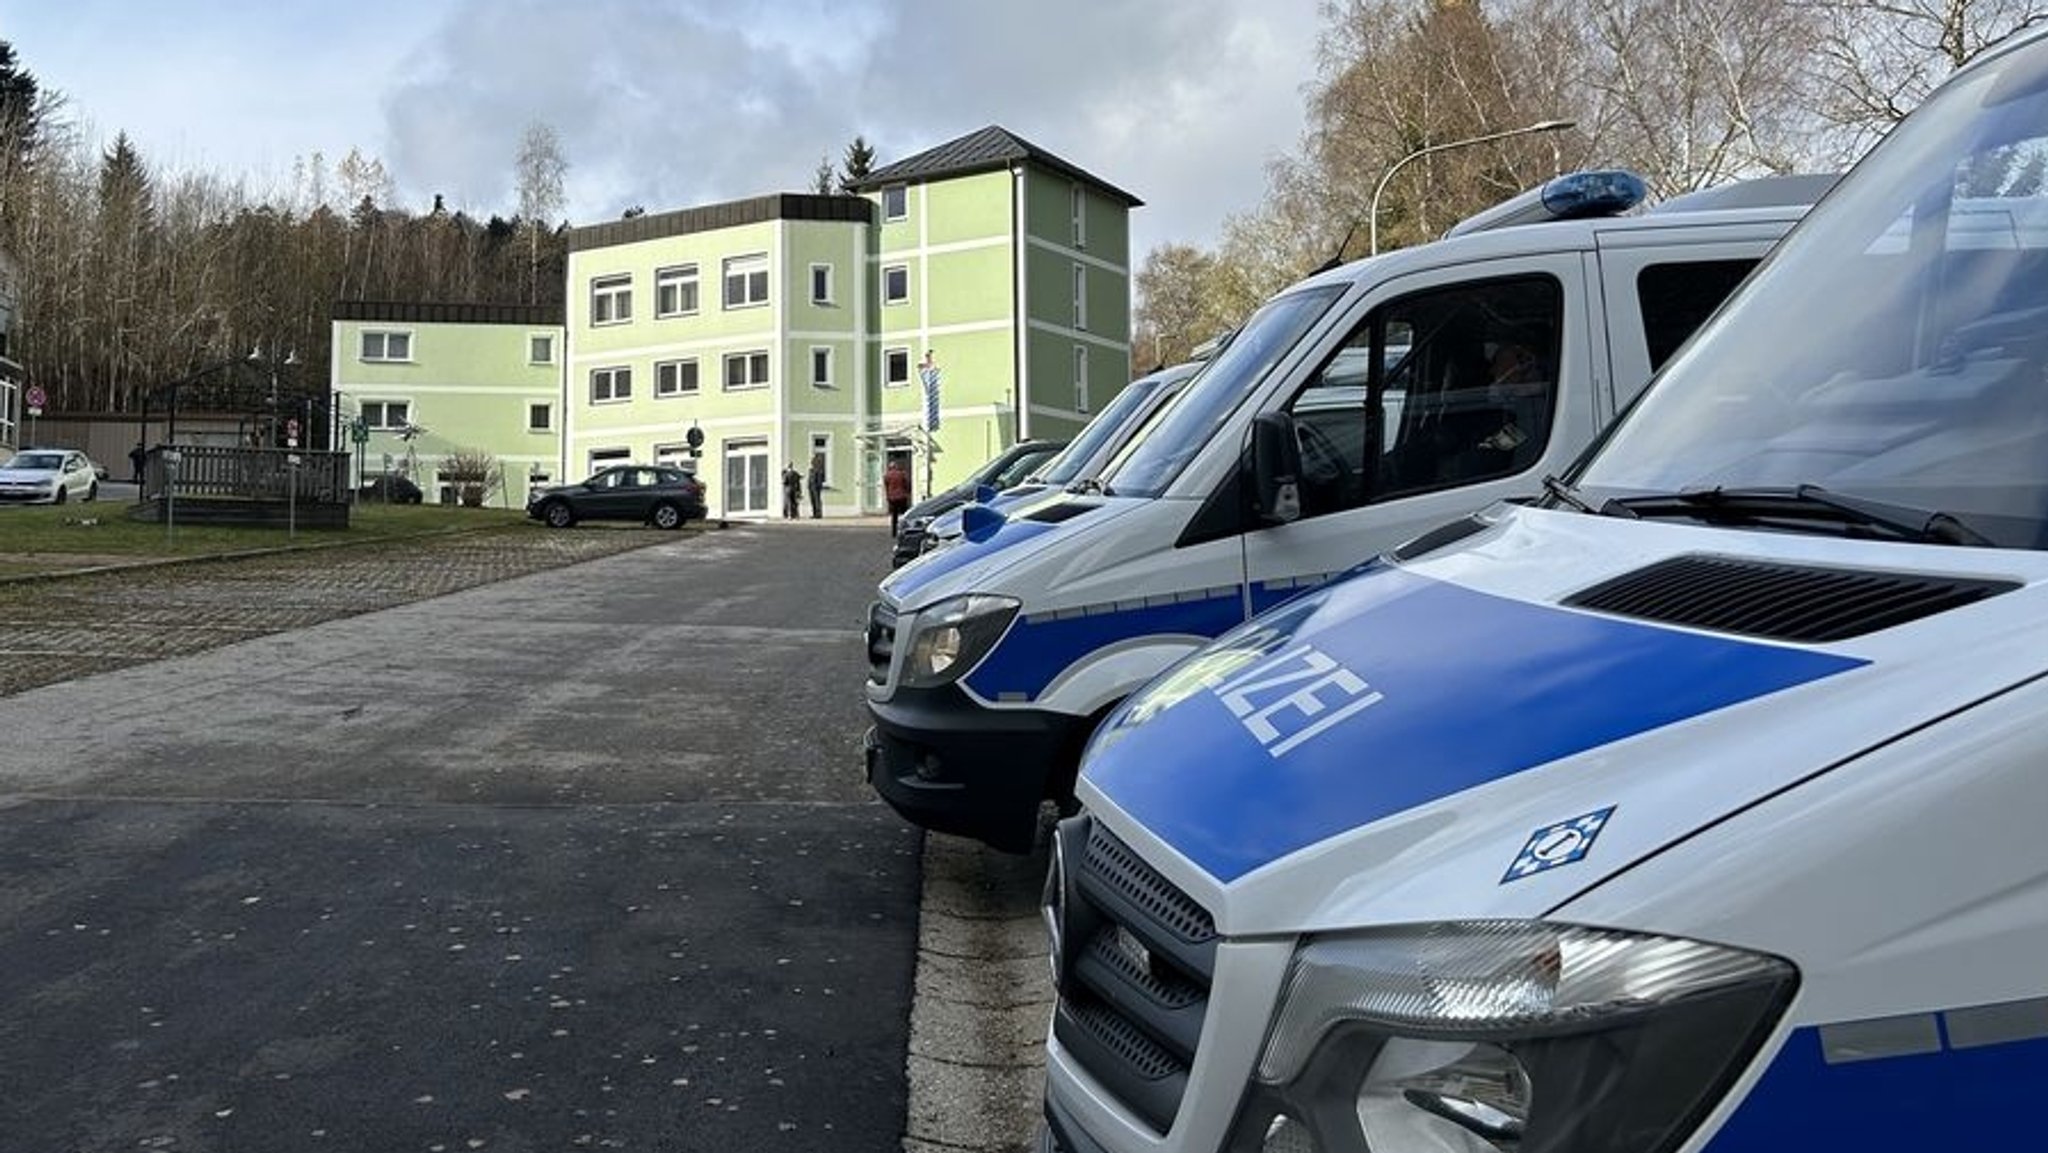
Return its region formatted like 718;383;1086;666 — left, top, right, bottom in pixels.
916;359;1206;554
1040;28;2048;1153
865;170;1825;853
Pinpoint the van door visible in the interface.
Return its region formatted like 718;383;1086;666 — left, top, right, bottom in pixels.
1240;256;1592;596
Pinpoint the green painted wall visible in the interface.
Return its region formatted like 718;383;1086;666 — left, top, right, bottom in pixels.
331;316;562;504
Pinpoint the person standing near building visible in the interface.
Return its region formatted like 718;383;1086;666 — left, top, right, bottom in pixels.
128;442;146;485
807;451;826;519
782;462;803;519
884;458;912;535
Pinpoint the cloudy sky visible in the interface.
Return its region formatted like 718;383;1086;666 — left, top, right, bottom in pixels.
0;0;1324;261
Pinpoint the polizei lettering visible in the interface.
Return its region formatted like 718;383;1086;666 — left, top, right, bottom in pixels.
1210;643;1383;757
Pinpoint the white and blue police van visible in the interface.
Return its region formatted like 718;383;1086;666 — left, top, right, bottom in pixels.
1039;27;2048;1153
917;359;1207;553
865;169;1826;852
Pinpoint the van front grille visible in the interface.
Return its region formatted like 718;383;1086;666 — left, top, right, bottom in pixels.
1046;817;1216;1134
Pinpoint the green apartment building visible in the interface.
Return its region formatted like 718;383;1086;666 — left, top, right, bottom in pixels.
329;301;566;505
562;125;1139;519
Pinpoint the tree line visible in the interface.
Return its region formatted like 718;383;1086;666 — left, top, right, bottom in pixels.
0;40;572;417
1134;0;2048;369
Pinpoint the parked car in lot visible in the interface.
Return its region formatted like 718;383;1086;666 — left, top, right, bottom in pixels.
890;439;1065;566
527;464;706;529
358;474;424;504
0;448;99;504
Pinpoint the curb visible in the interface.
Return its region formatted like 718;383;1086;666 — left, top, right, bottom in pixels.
905;828;1054;1153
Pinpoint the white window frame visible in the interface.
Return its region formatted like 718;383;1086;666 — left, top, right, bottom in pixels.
810;263;834;305
882;184;907;221
655;358;700;398
527;401;552;432
723;349;771;391
1074;345;1090;414
591;274;632;325
591;365;632;403
723;254;770;310
1073;263;1088;331
1072;183;1086;248
361;399;413;430
528;332;555;364
656;264;700;318
883;263;910;306
360;330;413;363
588;447;631;474
883;346;912;389
810;346;835;390
809;431;833;488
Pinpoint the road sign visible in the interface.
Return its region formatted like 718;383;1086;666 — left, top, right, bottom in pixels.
286;418;300;438
24;384;45;408
351;419;369;445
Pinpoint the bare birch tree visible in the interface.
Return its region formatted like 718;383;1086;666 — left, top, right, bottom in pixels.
515;121;567;305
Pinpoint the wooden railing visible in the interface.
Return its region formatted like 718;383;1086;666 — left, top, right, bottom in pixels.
143;445;352;504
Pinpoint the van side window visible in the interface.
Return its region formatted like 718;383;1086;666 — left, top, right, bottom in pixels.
1283;275;1563;519
1636;259;1759;370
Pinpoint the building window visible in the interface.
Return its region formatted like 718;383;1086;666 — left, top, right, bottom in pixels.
656;358;700;397
810;346;835;389
810;431;832;486
1073;263;1088;331
589;447;630;473
882;185;907;221
360;330;412;362
883;264;910;306
810;263;833;305
1074;346;1090;413
723;350;770;391
723;255;769;309
361;400;411;430
591;274;632;325
656;264;700;317
1072;183;1086;248
591;366;631;403
528;333;555;364
883;346;911;388
528;402;552;432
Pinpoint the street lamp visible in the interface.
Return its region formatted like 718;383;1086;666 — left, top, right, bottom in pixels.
1368;118;1576;256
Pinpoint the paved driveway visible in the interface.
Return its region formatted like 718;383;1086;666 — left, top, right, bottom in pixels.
0;524;928;1152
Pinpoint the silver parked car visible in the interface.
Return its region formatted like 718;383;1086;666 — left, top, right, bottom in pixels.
0;448;100;504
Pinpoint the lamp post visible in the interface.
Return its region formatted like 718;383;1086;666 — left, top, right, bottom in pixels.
1368;118;1576;256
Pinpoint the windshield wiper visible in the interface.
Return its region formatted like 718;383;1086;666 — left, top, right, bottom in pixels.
1541;474;1599;514
1609;484;1994;546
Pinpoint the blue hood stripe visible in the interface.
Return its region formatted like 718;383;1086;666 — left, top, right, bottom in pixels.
1086;569;1867;883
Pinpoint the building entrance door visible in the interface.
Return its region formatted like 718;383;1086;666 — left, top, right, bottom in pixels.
722;439;770;517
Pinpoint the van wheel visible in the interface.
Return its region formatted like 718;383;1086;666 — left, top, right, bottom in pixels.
651;502;684;530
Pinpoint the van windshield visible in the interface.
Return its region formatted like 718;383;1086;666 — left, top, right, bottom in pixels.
1103;286;1344;498
1578;33;2048;550
1036;368;1171;486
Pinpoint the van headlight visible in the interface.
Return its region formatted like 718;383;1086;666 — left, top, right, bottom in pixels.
1236;921;1795;1153
899;595;1019;688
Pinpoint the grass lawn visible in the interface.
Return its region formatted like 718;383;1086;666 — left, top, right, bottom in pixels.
0;499;531;577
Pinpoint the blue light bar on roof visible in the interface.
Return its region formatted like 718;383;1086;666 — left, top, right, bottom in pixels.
1443;169;1650;239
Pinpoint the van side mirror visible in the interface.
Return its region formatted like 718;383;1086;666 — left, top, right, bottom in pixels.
1249;411;1303;525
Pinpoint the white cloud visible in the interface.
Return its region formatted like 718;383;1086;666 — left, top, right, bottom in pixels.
2;0;1322;255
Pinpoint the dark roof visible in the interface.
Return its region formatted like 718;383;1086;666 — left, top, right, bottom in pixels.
849;125;1142;207
333;300;564;326
568;193;874;253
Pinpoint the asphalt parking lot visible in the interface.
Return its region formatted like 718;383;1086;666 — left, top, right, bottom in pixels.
0;522;1050;1153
